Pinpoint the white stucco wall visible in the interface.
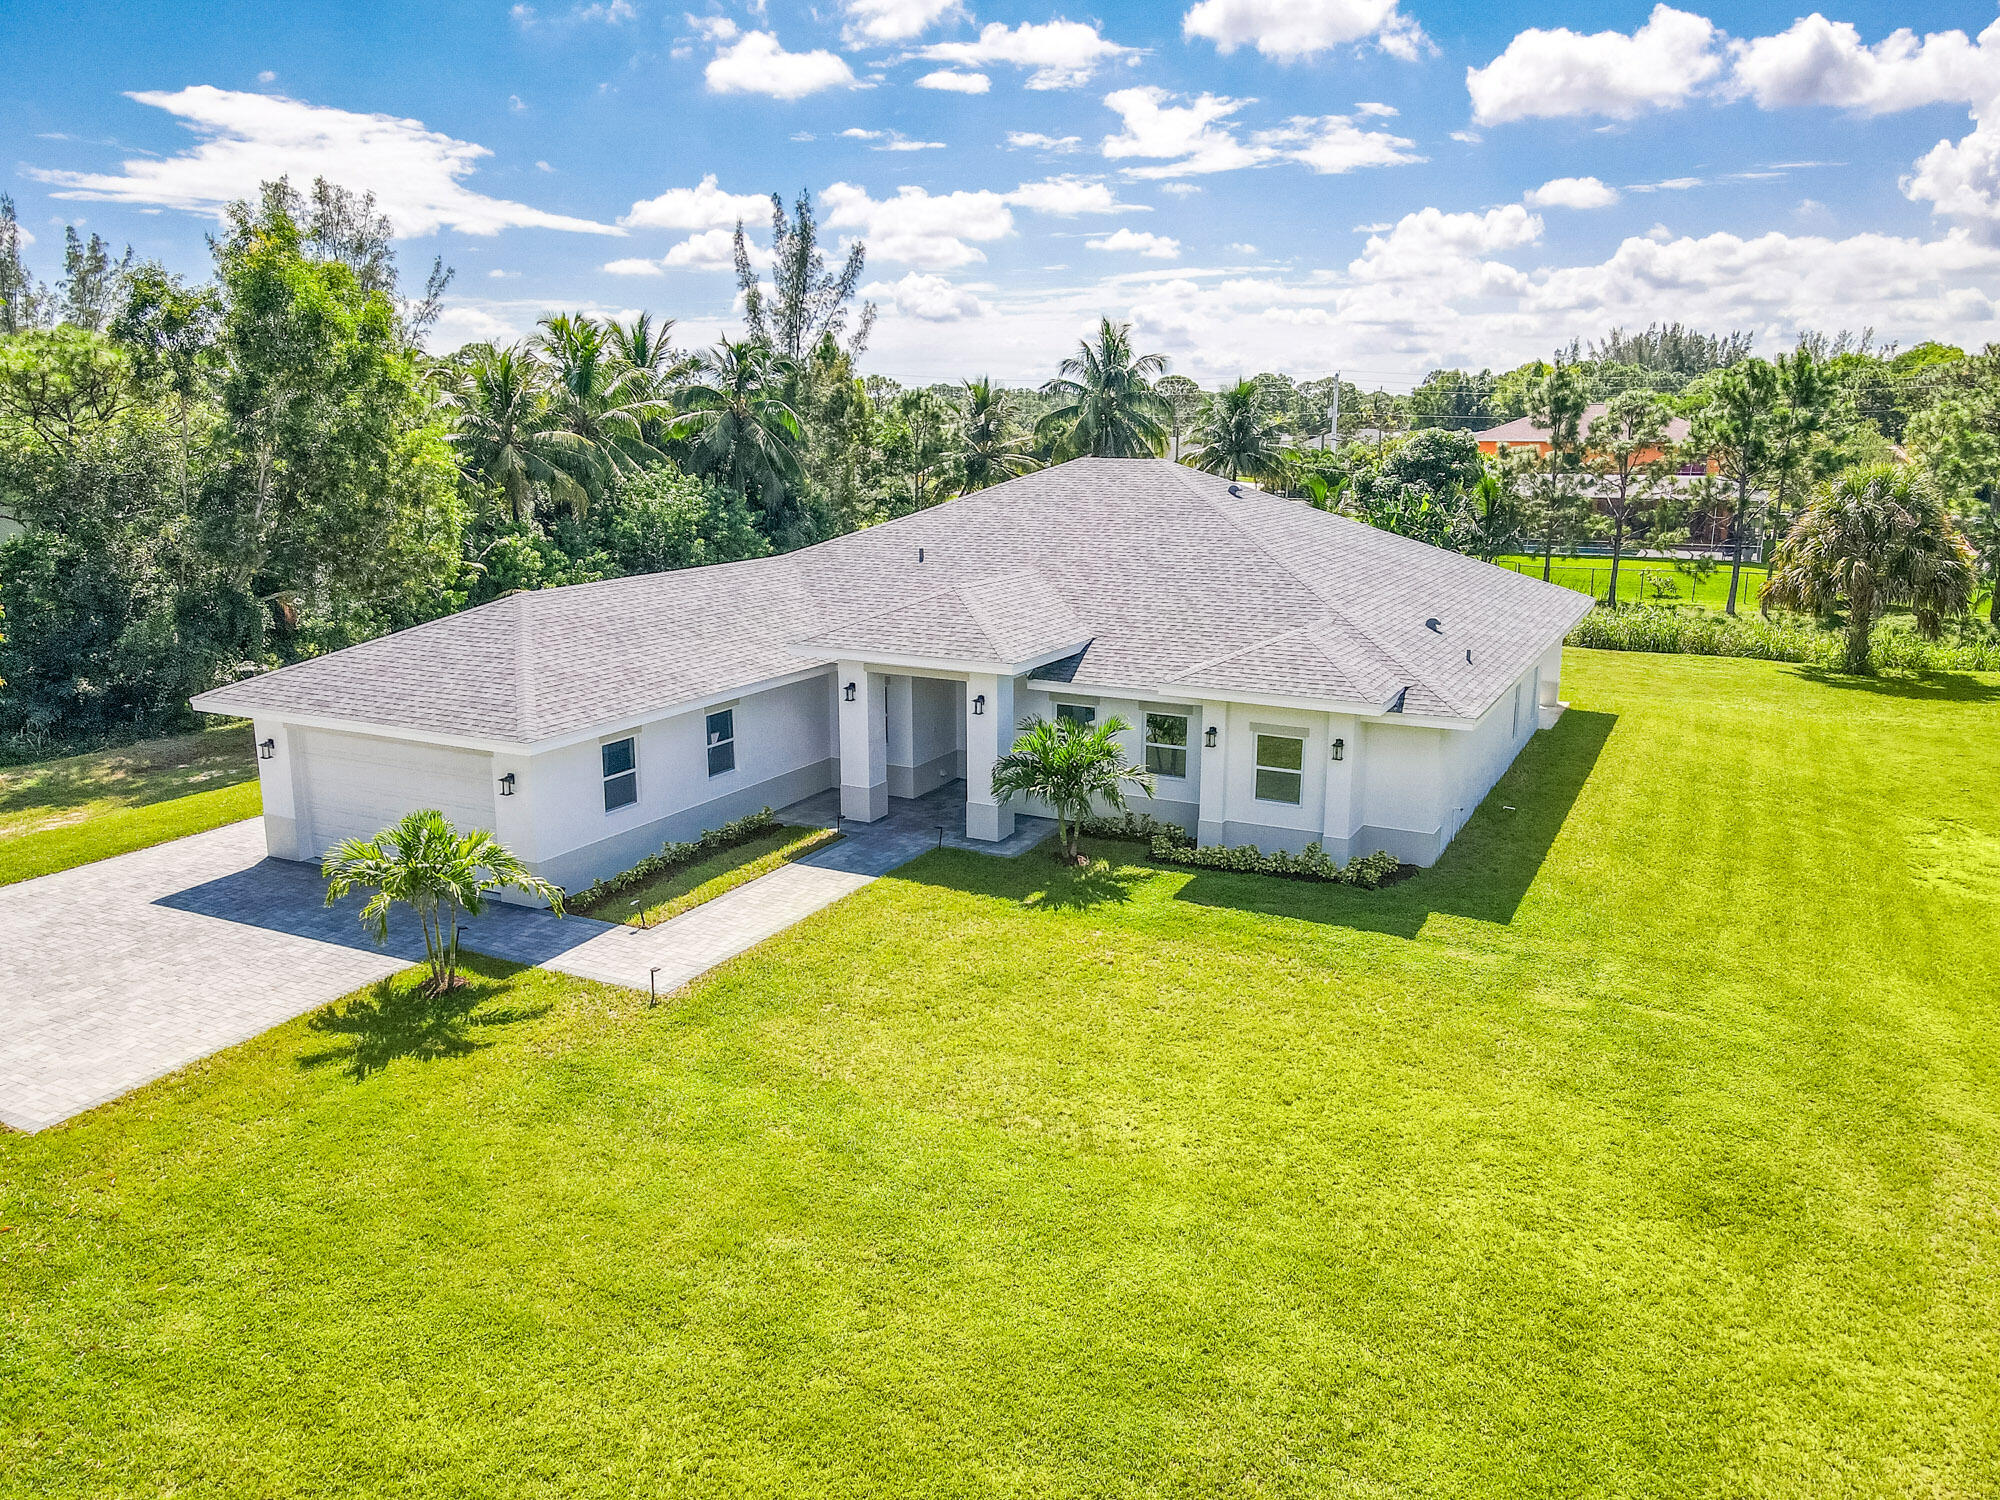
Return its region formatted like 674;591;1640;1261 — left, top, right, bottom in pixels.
517;671;838;893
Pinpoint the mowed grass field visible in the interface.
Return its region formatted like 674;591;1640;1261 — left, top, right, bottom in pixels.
4;652;1997;1497
0;724;260;886
1495;552;1996;617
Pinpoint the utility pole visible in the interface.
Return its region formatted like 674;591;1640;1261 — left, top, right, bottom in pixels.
1329;371;1340;452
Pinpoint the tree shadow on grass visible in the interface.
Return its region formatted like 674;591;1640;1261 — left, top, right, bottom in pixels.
298;970;549;1081
1021;855;1145;912
1784;666;2000;703
1171;708;1617;940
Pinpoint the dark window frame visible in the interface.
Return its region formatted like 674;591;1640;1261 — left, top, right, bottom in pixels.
602;736;638;812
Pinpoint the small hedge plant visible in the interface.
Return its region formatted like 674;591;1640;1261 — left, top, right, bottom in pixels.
572;807;781;909
1076;810;1406;889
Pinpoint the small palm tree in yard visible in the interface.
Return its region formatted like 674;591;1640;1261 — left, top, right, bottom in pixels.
990;715;1154;864
1762;465;1977;673
323;811;564;995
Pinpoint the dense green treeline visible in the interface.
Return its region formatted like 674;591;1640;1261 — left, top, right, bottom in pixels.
2;180;1997;754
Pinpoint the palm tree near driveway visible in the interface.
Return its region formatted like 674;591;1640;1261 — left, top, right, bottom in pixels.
990;715;1155;864
1190;379;1286;481
323;810;564;996
1761;465;1977;673
1035;318;1172;460
666;338;807;525
444;342;595;522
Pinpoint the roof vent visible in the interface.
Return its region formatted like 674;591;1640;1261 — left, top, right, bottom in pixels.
1387;687;1408;714
1227;483;1242;497
1425;617;1441;633
1465;648;1473;664
918;547;925;562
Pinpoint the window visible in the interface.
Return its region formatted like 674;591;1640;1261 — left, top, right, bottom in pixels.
1254;733;1304;804
1144;713;1188;778
1055;702;1095;727
601;737;637;811
705;709;736;777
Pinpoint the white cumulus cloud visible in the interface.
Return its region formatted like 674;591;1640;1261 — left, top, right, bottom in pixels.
919;20;1135;90
1525;175;1620;209
1466;5;1726;125
1730;15;2000;113
705;31;857;98
862;270;990;320
1101;87;1421;179
621;173;769;231
1182;0;1428;63
842;0;963;45
1087;227;1181;258
822;181;1016;267
1006;130;1082;152
915;69;990;93
34;86;621;236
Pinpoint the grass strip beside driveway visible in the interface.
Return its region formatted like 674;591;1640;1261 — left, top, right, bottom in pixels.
575;824;843;927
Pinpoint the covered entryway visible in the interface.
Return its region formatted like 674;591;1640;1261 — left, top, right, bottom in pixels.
884;674;967;801
294;728;495;860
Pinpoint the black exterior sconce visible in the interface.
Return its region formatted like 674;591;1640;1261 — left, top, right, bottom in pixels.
1204;726;1218;748
258;738;276;760
1332;738;1345;762
972;693;985;716
843;681;857;703
498;772;516;797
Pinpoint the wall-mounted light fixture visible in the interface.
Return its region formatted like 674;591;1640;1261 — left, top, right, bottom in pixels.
1204;726;1219;749
1331;738;1345;762
258;738;276;760
843;681;857;703
972;693;985;716
498;772;516;797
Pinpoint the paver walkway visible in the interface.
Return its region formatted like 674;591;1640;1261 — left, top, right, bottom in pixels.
0;784;1051;1132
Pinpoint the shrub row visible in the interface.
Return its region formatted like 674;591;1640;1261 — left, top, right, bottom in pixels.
1146;835;1405;889
1075;810;1404;889
1567;605;2000;671
571;807;779;908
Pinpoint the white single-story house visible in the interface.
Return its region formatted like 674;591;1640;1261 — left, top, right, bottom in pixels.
192;459;1591;899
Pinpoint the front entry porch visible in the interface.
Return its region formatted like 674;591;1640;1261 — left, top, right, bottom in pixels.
834;661;1025;845
780;780;1055;874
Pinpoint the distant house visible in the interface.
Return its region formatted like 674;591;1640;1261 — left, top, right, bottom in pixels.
1473;404;1699;472
192;460;1590;899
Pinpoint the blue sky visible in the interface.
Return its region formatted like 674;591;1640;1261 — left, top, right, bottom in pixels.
7;1;2000;386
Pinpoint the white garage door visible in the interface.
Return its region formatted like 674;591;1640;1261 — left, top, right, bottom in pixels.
296;729;496;860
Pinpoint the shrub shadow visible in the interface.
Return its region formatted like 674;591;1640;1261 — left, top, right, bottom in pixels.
1170;708;1617;939
1784;666;2000;703
298;972;549;1081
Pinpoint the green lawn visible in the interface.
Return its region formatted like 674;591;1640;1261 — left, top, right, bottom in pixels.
576;824;843;926
1495;551;1768;608
4;652;1998;1496
0;724;261;886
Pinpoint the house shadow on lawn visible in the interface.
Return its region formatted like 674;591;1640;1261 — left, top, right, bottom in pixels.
1170;707;1616;940
297;966;548;1081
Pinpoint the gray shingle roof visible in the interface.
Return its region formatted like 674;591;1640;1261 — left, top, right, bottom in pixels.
194;459;1591;743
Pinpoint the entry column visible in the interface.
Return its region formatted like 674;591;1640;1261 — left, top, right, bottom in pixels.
964;671;1015;842
836;659;888;822
1196;699;1230;846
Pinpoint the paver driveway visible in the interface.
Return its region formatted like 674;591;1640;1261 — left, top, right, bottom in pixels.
1;786;1051;1134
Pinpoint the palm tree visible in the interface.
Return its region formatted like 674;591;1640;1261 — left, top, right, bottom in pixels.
664;338;806;524
1034;318;1171;460
1190;379;1285;481
323;810;564;995
1762;465;1977;673
989;715;1155;863
603;312;684;381
444;342;595;522
534;312;674;512
960;376;1038;490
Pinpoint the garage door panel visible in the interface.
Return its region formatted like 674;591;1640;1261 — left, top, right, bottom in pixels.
298;731;495;858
